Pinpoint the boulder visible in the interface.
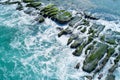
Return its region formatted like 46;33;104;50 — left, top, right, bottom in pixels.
83;42;108;73
55;10;72;24
40;4;59;18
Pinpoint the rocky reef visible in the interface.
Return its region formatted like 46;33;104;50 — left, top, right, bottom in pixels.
0;0;120;80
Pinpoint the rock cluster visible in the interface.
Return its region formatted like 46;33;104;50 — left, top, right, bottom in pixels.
0;0;120;79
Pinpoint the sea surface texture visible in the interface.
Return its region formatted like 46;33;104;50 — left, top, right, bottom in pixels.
0;0;120;80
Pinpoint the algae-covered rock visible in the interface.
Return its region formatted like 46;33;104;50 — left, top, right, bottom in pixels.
105;74;115;80
38;16;44;23
106;39;116;45
81;19;90;26
55;10;72;24
26;2;41;7
83;42;108;73
58;28;72;37
23;0;34;3
70;39;83;48
81;27;87;33
40;4;59;18
94;47;115;74
72;42;86;56
90;24;105;36
67;37;74;45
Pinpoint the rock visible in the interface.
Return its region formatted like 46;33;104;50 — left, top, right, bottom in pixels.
38;16;45;23
70;39;83;48
74;62;80;69
84;12;99;20
81;27;87;33
114;55;120;64
55;10;72;24
81;19;90;26
98;73;103;79
23;0;34;3
16;3;23;10
58;28;72;37
83;42;108;73
72;42;86;56
40;4;59;18
24;7;35;14
90;24;105;36
67;37;74;45
26;2;41;8
94;48;115;74
56;27;63;31
106;39;116;45
85;76;92;80
105;74;115;80
69;16;82;27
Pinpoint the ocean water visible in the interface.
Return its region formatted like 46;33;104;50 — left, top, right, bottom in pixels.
0;0;120;80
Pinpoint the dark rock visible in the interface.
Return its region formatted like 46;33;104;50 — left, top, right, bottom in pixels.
16;3;23;10
85;76;92;80
56;27;63;31
81;19;90;26
58;28;72;37
67;37;74;45
84;12;99;20
98;73;103;79
26;2;41;8
23;0;34;3
74;62;80;69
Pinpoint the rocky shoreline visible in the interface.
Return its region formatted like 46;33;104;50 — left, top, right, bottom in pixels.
0;0;120;80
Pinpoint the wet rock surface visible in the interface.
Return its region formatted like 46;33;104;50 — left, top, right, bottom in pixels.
0;0;120;80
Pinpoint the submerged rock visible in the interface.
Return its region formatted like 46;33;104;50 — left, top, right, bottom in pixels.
69;16;82;27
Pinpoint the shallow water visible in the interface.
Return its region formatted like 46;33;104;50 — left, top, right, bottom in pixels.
0;0;120;80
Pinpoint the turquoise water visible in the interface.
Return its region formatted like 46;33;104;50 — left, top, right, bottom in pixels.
0;0;120;80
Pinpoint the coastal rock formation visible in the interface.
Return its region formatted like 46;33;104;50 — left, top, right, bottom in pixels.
0;0;120;80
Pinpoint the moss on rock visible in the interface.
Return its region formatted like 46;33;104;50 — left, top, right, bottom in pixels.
26;2;41;7
83;42;108;73
55;10;72;24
